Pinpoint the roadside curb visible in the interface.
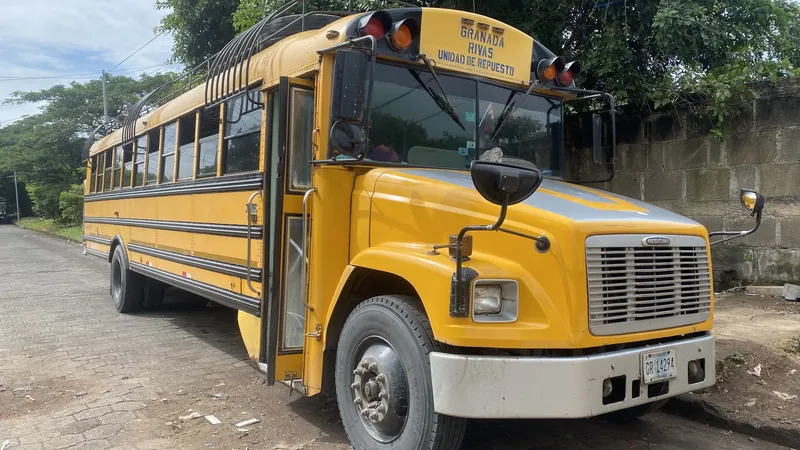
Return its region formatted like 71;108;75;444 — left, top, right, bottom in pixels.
664;394;800;448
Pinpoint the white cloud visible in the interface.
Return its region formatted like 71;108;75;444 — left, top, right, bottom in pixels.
0;0;176;126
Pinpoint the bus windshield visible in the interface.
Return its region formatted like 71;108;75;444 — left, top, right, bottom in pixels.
366;63;563;176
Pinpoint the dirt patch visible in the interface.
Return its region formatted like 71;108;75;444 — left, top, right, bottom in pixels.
681;293;800;437
0;377;96;420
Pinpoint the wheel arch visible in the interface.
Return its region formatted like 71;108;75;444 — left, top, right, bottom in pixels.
318;247;454;395
108;234;128;264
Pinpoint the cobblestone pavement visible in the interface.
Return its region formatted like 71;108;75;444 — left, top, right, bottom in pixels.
0;225;788;449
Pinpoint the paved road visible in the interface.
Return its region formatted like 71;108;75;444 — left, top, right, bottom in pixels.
0;225;787;449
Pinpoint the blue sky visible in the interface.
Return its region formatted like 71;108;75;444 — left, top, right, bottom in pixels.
0;0;177;126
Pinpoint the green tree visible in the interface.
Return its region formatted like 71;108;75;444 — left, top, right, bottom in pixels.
157;0;242;68
0;73;177;219
229;0;799;132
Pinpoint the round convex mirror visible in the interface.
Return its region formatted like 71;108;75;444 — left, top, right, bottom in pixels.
330;121;365;158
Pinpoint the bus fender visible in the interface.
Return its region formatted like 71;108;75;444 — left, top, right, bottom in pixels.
324;245;455;347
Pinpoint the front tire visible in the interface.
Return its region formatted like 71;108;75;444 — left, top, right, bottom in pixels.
110;246;144;313
335;295;467;450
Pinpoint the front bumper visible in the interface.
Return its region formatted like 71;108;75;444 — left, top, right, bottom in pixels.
430;333;715;419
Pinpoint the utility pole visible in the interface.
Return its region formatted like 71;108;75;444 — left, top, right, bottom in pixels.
101;70;109;127
13;170;20;221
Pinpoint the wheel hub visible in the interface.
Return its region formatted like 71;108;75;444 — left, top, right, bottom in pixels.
350;340;408;442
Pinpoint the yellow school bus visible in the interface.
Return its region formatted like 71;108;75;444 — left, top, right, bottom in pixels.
82;3;766;448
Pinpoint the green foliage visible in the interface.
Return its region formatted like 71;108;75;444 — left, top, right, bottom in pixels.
58;184;84;226
157;0;242;68
16;217;83;242
231;0;800;134
0;73;177;220
233;0;383;32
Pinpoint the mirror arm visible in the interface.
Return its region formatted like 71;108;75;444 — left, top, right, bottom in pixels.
709;211;762;245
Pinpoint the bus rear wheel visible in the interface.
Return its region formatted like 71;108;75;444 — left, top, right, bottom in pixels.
335;295;467;450
110;246;144;313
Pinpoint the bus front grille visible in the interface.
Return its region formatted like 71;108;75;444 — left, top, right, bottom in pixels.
585;235;712;336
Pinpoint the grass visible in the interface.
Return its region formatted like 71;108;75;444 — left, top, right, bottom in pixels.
16;217;82;242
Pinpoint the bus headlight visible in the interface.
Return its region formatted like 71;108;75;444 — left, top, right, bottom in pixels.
472;279;519;323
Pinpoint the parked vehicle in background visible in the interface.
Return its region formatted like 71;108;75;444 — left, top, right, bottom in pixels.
0;197;7;223
81;2;767;448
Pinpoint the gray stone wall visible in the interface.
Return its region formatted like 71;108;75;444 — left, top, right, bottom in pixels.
569;78;800;288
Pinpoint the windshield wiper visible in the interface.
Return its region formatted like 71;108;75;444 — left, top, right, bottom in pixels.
411;54;466;131
490;81;537;141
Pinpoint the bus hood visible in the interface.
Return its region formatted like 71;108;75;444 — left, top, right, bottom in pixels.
370;168;701;229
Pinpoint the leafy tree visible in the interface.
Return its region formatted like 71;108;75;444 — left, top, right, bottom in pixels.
157;0;242;68
0;73;177;219
58;184;84;226
229;0;799;132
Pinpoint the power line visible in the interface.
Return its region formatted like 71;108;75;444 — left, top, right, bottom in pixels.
0;72;99;81
108;31;167;73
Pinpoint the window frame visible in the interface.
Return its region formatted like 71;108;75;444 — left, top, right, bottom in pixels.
176;113;197;181
103;148;113;192
159;122;176;184
133;135;148;187
222;90;263;176
286;86;315;193
196;107;221;178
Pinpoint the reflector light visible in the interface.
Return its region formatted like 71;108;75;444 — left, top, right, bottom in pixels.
388;18;420;52
358;11;392;40
556;61;582;87
361;17;385;39
535;57;566;83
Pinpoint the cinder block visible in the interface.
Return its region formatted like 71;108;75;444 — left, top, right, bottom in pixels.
685;168;730;201
722;215;777;247
644;171;683;201
621;144;649;172
777;128;800;163
607;173;642;200
725;131;777;166
732;166;756;192
753;248;800;284
664;138;707;170
647;142;665;172
709;139;724;166
779;217;800;248
760;164;800;197
756;97;800;130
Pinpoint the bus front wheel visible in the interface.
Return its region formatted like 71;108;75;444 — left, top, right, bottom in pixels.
335;295;467;450
110;246;144;313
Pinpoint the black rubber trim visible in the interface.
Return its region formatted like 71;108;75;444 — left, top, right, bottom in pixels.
127;243;262;283
84;217;262;239
85;248;109;260
130;261;261;317
84;172;262;202
83;235;112;246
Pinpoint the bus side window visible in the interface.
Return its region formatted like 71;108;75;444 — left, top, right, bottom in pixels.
197;108;220;178
121;144;133;188
103;149;113;191
96;153;105;192
133;136;147;187
90;156;98;193
161;123;177;183
146;129;160;184
288;87;314;191
113;146;123;190
177;115;196;180
223;91;262;175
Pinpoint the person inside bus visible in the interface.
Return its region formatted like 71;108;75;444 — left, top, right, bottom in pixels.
366;143;401;163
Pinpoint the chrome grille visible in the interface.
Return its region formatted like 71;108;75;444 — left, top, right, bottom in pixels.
586;235;711;335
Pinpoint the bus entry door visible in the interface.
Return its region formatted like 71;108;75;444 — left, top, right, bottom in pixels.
260;76;316;390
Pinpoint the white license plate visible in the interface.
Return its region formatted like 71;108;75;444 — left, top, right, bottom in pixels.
641;347;677;384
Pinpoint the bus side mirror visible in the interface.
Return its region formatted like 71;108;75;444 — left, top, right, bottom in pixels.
330;49;370;158
332;49;368;121
709;189;766;245
592;113;603;165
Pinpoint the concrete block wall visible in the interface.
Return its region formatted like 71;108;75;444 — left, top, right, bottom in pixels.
570;78;800;287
